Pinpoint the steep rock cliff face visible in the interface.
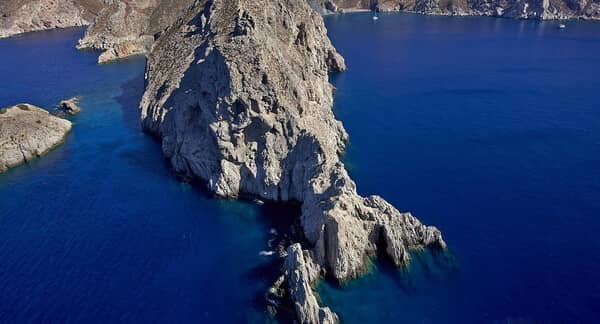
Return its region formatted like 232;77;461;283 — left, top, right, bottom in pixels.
76;0;194;63
316;0;600;19
140;2;445;320
141;0;444;282
0;0;103;38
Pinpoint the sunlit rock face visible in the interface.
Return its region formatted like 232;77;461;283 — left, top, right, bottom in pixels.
140;0;444;293
0;0;103;38
76;0;195;63
0;104;72;172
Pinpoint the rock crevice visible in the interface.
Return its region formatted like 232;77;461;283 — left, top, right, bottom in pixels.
139;0;445;322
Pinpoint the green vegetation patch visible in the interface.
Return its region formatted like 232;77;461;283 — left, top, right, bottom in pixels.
17;104;30;111
0;108;6;114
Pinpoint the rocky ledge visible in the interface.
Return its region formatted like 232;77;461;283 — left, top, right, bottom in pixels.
0;104;72;172
0;0;102;39
139;0;444;322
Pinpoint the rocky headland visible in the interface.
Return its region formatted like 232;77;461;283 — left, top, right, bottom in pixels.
76;0;194;63
139;0;444;322
0;104;72;173
3;0;597;61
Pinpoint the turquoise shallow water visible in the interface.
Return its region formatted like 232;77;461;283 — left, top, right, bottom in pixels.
0;12;599;323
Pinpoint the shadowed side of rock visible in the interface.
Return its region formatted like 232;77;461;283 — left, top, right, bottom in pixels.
139;0;445;322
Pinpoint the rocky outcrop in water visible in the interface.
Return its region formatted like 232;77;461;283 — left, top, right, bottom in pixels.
59;97;82;115
315;0;600;19
0;0;102;38
0;104;72;172
282;244;338;324
140;0;445;321
76;0;194;63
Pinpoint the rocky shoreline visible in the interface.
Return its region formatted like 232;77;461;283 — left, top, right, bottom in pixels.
75;0;194;64
7;0;596;322
0;104;72;173
0;0;102;39
2;0;598;60
2;1;444;323
313;0;600;20
138;0;444;322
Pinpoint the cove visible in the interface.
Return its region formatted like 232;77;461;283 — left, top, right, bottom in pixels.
0;28;295;323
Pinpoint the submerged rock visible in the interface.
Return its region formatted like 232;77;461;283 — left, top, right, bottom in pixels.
140;0;444;321
59;97;82;115
0;104;72;172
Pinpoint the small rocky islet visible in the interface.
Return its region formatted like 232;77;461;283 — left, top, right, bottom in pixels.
0;104;72;173
1;0;597;323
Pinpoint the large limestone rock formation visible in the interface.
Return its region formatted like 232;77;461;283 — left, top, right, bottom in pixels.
315;0;600;19
0;104;72;172
76;0;194;63
140;0;445;321
0;0;103;38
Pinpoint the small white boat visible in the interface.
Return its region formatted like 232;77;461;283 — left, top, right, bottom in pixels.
372;15;379;20
558;23;566;29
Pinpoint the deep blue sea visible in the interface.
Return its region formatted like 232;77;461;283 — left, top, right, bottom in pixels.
0;13;598;323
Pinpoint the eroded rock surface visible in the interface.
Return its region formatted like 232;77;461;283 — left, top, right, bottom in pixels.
315;0;600;19
76;0;194;63
0;104;72;172
283;244;338;324
0;0;102;38
140;2;444;321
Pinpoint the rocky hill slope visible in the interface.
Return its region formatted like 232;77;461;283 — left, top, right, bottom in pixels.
0;0;103;38
139;0;445;322
76;0;194;63
315;0;600;19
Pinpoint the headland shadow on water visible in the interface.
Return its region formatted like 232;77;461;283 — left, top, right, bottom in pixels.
113;65;307;322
